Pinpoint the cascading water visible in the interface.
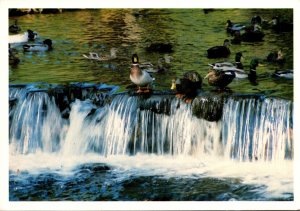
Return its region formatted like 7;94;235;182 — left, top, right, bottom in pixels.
9;85;293;200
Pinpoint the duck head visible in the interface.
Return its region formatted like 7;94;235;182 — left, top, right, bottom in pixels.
226;20;233;27
250;59;259;70
223;39;230;47
43;39;53;48
27;29;38;41
171;79;177;90
132;53;139;64
204;69;215;79
235;52;244;62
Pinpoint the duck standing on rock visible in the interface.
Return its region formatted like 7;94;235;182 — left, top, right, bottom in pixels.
171;71;202;103
207;39;231;58
204;68;235;90
130;54;155;93
23;39;53;51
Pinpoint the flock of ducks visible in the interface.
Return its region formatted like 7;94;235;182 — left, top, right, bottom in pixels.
9;14;293;103
128;15;293;102
9;24;53;66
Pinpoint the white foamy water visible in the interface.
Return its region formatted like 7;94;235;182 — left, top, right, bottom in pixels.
9;87;294;199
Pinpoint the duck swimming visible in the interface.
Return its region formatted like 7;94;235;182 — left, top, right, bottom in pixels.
226;20;245;34
267;49;285;65
130;54;155;93
9;20;21;33
240;26;265;42
83;48;117;61
272;70;293;79
209;52;246;79
23;39;52;51
9;44;20;66
171;71;202;103
207;39;231;58
9;29;38;44
270;16;293;32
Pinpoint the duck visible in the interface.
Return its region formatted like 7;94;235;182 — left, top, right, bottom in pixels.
240;26;265;42
141;56;172;73
9;29;38;44
208;52;247;79
207;39;231;58
226;20;245;34
130;53;155;93
23;39;53;51
9;44;20;65
83;48;117;61
204;68;235;89
272;70;293;79
171;71;202;103
270;16;293;32
250;16;262;25
247;59;260;84
267;49;285;65
9;20;21;33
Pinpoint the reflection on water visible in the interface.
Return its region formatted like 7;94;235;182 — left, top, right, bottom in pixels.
9;9;293;99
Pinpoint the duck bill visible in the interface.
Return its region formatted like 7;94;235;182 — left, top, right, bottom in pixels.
171;82;176;90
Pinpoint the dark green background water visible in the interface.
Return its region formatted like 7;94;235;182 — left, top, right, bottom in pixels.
9;9;293;99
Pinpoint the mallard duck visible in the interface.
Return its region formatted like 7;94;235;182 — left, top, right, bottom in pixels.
272;70;293;79
251;16;262;25
23;39;52;51
9;20;21;33
130;53;155;93
207;39;231;58
270;16;293;32
145;43;173;53
226;20;245;34
209;52;246;79
83;48;117;61
240;26;265;42
9;29;38;44
247;59;260;84
9;44;20;65
267;49;285;64
204;68;235;89
171;71;202;102
142;56;171;73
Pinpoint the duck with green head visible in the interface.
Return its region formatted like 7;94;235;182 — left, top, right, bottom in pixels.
130;53;155;93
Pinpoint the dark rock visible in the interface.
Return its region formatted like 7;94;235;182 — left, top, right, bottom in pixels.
192;95;224;122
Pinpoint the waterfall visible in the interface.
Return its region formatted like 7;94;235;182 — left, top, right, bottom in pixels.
9;86;293;162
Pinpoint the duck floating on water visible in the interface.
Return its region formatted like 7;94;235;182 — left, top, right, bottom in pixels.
171;71;202;103
267;49;285;65
9;44;20;66
240;25;265;42
9;29;38;44
209;52;246;79
9;20;21;33
130;53;155;93
83;48;117;61
226;20;245;34
272;70;293;79
207;39;231;58
23;39;53;51
270;16;293;32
